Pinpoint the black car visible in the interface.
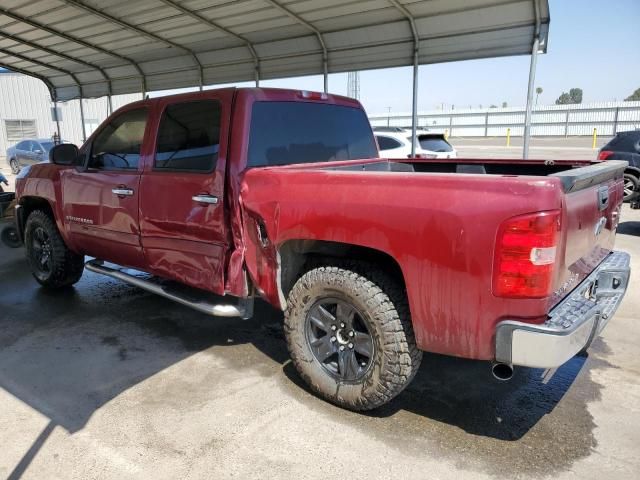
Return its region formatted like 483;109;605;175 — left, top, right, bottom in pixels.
598;130;640;201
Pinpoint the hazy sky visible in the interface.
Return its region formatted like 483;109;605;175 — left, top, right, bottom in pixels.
189;0;640;114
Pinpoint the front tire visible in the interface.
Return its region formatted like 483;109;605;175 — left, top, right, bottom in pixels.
284;263;422;411
623;173;639;201
25;210;84;288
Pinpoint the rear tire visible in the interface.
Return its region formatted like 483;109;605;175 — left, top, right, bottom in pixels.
10;158;20;174
25;210;84;288
623;173;639;202
284;262;422;411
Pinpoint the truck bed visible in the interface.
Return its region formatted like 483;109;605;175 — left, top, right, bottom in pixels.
242;158;626;360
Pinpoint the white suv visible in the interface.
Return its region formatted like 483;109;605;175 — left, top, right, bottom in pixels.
374;129;456;159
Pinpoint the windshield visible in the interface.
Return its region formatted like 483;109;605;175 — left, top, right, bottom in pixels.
247;102;378;167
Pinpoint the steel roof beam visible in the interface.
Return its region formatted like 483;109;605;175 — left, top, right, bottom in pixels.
0;21;112;97
0;46;83;94
0;6;146;94
61;0;205;90
263;0;329;92
157;0;261;86
0;45;89;139
0;30;109;82
0;61;56;100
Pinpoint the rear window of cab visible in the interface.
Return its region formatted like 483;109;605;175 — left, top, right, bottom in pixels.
247;102;378;167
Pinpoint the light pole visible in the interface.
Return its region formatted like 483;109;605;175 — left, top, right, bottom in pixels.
386;106;391;127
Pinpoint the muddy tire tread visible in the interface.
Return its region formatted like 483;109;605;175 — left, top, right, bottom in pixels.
284;260;422;410
25;210;84;288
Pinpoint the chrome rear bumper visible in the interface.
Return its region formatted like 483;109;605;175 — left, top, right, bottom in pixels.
495;251;630;369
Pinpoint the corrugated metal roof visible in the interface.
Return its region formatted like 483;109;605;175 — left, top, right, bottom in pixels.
0;0;550;101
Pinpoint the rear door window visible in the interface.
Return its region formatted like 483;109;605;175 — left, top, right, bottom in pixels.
376;135;403;151
155;100;221;172
247;102;377;167
418;136;453;152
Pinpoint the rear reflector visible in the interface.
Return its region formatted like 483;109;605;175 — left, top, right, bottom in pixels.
493;210;561;298
598;150;614;160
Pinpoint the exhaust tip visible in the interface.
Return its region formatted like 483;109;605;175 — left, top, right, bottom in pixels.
492;362;513;381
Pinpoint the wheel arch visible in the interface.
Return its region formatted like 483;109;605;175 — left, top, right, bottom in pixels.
277;239;408;306
17;196;56;240
625;166;640;177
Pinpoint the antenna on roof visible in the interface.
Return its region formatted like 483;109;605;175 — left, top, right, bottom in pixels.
347;71;360;100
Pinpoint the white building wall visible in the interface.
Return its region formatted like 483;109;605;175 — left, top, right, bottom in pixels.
0;72;141;154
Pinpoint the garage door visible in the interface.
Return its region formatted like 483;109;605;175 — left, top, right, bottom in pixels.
5;119;37;145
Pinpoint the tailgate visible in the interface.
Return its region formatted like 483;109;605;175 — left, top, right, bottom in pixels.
550;160;627;305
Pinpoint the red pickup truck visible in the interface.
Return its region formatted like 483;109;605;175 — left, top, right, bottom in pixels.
14;88;630;410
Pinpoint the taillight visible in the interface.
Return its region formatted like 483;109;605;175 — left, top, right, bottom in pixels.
493;210;561;298
598;150;614;160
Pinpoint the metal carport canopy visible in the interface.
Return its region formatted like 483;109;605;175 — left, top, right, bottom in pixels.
0;0;549;101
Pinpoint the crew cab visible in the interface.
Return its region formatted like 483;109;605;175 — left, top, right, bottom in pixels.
14;88;630;410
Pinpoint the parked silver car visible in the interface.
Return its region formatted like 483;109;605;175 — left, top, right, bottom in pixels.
6;138;64;174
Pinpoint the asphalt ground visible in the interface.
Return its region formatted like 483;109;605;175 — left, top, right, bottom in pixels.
452;136;610;160
1;139;639;480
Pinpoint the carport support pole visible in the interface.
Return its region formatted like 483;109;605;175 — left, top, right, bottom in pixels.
522;36;540;160
323;56;328;93
53;99;61;144
410;49;418;157
107;95;113;116
79;96;87;143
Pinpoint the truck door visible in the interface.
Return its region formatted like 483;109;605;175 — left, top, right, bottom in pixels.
138;93;231;295
61;106;149;268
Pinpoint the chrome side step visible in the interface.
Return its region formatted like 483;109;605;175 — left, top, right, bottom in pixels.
85;260;254;320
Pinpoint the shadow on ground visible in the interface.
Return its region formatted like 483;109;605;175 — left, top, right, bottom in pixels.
1;243;605;477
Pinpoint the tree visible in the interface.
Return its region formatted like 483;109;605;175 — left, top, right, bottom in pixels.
489;104;498;108
625;88;640;101
556;88;583;105
569;88;583;103
535;86;543;105
502;101;508;108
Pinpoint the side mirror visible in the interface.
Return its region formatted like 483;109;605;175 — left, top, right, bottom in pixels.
33;149;43;155
49;143;78;166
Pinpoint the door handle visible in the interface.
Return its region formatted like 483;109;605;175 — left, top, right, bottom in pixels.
112;187;134;197
192;194;219;205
